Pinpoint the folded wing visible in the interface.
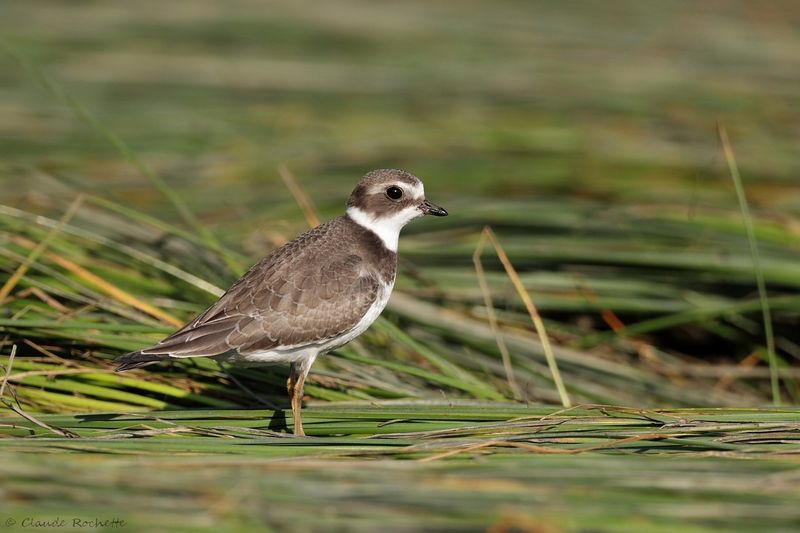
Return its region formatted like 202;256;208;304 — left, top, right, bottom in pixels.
115;220;381;370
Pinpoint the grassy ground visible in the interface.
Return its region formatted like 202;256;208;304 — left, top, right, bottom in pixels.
1;1;800;531
3;404;800;532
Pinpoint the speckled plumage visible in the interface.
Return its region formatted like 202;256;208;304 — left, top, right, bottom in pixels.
114;168;447;436
117;217;395;365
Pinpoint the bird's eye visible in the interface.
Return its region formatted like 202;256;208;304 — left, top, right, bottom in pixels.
385;186;403;200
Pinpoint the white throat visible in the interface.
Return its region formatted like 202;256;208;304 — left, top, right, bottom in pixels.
347;206;420;252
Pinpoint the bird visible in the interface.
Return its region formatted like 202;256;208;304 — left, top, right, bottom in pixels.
114;169;448;436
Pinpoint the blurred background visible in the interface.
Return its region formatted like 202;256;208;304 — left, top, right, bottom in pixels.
1;0;799;408
3;2;800;532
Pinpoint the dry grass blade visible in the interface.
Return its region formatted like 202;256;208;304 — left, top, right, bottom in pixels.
418;432;672;462
0;195;84;303
1;345;78;438
0;344;16;398
1;399;80;438
473;226;571;407
11;235;183;327
473;227;523;400
279;163;321;228
713;352;762;394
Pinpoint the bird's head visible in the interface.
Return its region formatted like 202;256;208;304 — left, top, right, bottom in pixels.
346;169;447;251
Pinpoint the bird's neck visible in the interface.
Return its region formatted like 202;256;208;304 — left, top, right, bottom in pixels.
346;206;407;252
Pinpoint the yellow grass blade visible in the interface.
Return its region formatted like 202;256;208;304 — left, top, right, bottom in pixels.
11;236;183;328
473;229;523;400
0;195;84;304
473;226;571;407
279;164;320;228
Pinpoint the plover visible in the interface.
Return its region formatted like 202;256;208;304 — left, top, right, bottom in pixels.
115;169;447;436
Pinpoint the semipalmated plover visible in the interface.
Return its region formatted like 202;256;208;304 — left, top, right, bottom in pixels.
115;169;447;435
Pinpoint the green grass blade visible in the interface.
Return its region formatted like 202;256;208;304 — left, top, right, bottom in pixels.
718;124;780;405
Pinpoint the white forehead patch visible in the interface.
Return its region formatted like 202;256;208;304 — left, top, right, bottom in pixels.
347;205;421;252
408;180;424;200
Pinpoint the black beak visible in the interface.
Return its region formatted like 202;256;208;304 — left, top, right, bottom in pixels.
420;199;448;217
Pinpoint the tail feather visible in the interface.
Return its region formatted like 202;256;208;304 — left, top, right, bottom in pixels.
114;351;168;372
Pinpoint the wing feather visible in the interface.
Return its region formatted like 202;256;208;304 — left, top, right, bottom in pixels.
116;217;390;368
